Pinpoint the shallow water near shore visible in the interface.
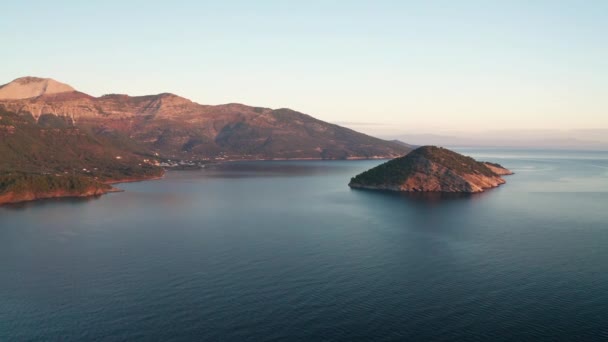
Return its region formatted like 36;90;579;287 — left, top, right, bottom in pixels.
1;149;608;341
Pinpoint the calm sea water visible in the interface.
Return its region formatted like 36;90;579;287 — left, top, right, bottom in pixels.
1;149;608;341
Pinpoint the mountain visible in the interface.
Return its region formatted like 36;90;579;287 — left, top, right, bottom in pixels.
0;76;412;204
0;77;411;161
349;146;513;193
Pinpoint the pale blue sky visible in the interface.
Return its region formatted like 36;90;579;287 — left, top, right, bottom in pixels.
2;1;607;133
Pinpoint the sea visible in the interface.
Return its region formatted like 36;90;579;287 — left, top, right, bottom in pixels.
1;149;607;341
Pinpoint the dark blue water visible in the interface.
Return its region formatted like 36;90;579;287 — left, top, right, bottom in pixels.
1;149;608;341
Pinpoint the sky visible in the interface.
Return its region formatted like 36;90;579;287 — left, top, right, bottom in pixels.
2;0;607;137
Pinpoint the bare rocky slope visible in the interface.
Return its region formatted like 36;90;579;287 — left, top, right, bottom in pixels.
349;146;513;193
0;77;411;161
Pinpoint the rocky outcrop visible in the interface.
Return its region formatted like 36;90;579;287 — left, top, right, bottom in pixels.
349;146;513;193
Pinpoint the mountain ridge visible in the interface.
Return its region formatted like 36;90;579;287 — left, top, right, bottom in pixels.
0;76;411;161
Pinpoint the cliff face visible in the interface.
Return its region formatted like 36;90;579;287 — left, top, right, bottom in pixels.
349;146;513;193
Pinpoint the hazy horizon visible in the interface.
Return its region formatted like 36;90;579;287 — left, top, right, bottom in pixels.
3;1;607;134
334;122;608;149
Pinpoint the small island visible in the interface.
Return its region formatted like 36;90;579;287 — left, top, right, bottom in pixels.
349;146;513;193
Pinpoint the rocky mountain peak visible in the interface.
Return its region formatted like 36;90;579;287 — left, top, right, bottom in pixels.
0;76;76;100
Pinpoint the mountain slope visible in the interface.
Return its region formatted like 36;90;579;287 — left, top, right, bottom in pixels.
0;106;163;204
0;77;411;160
349;146;513;193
